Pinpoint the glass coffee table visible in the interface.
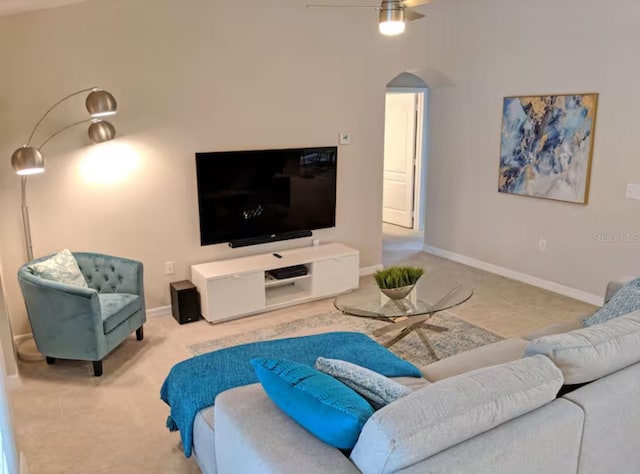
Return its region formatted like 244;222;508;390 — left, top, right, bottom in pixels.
334;268;473;361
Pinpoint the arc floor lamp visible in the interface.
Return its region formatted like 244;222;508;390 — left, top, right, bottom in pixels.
9;87;118;360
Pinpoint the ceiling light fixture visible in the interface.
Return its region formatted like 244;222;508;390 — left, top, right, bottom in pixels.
379;0;406;36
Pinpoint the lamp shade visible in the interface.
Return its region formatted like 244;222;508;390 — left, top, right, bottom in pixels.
86;90;117;118
88;120;116;143
11;146;45;175
379;1;405;36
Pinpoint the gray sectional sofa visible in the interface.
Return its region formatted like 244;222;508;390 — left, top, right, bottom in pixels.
193;279;640;474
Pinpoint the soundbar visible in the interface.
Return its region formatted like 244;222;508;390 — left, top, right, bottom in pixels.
228;230;312;248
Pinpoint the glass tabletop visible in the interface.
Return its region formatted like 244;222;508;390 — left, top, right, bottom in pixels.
334;267;473;319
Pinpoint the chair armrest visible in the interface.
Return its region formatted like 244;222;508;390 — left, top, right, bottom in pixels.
20;270;97;298
17;270;106;360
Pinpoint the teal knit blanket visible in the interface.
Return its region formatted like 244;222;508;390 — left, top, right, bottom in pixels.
160;331;421;457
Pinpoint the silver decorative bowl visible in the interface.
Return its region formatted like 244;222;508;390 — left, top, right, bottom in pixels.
380;285;415;300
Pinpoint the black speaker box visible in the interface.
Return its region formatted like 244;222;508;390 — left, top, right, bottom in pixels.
170;280;201;324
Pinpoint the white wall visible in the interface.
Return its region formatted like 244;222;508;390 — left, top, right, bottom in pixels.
0;262;17;378
422;0;640;296
0;0;426;334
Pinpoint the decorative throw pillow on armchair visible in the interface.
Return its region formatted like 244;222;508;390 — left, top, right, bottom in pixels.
583;277;640;327
28;249;88;288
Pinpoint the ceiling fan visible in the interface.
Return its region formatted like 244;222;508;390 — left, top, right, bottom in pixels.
306;0;431;36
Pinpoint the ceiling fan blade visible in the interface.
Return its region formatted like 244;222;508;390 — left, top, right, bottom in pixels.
306;4;378;9
402;0;432;8
405;9;425;21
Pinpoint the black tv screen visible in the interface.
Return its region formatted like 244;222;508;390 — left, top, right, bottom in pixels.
196;146;337;246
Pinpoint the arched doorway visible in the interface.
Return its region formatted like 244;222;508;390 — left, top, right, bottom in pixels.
382;72;429;250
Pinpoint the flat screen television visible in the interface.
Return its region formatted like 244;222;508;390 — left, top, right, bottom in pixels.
196;146;337;246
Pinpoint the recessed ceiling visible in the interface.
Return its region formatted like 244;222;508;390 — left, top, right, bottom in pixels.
0;0;96;17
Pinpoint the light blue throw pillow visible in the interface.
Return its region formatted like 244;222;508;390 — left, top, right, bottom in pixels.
251;358;374;449
315;357;414;409
28;249;88;288
583;278;640;327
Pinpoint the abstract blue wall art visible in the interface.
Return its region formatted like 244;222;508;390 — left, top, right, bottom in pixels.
499;93;598;204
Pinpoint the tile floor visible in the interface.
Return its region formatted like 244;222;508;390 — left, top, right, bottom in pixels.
8;227;597;473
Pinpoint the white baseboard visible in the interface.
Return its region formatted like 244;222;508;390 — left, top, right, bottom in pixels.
7;374;21;390
147;305;171;317
423;244;603;306
20;451;29;474
360;264;383;276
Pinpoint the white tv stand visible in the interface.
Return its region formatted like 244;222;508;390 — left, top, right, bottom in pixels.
191;243;360;323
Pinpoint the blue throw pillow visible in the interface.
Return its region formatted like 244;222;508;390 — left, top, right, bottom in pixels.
583;278;640;327
251;358;374;449
315;357;414;409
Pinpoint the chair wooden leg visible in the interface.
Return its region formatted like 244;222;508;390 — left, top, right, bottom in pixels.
45;356;56;365
136;325;144;341
92;360;103;377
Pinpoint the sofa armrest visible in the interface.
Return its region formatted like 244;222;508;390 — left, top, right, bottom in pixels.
420;338;529;382
523;314;586;341
605;277;636;303
214;384;359;474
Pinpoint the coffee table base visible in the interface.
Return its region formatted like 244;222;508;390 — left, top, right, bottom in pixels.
371;314;449;361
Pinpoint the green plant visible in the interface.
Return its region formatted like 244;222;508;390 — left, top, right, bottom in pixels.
373;266;424;289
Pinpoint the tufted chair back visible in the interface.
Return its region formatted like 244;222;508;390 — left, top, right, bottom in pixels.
74;252;143;295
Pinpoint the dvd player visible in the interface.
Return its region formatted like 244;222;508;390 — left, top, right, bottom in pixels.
268;265;308;280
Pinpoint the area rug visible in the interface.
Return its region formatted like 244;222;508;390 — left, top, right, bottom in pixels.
187;310;503;367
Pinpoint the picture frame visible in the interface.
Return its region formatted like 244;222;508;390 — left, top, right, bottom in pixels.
498;93;598;204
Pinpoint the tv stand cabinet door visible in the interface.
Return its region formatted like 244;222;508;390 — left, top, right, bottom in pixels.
207;271;265;322
312;255;359;298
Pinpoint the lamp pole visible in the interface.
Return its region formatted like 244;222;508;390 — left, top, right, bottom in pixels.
21;177;34;261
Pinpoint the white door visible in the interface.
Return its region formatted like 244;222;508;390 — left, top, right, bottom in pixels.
382;93;417;228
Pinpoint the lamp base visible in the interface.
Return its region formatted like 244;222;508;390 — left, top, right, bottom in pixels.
14;334;44;362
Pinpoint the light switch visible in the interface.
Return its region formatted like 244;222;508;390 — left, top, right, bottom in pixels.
339;132;351;145
625;183;640;200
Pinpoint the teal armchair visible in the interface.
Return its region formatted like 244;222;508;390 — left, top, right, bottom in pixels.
17;252;146;376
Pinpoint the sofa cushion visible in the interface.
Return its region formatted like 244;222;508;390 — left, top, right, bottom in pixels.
99;293;141;333
251;358;374;450
582;278;640;327
421;338;529;382
350;355;563;474
525;310;640;384
193;406;216;474
28;249;88;288
315;357;414;409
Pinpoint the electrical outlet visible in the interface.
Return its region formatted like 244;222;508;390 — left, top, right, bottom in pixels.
165;261;175;275
538;238;547;252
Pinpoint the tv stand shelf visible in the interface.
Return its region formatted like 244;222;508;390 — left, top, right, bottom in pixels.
191;243;360;323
